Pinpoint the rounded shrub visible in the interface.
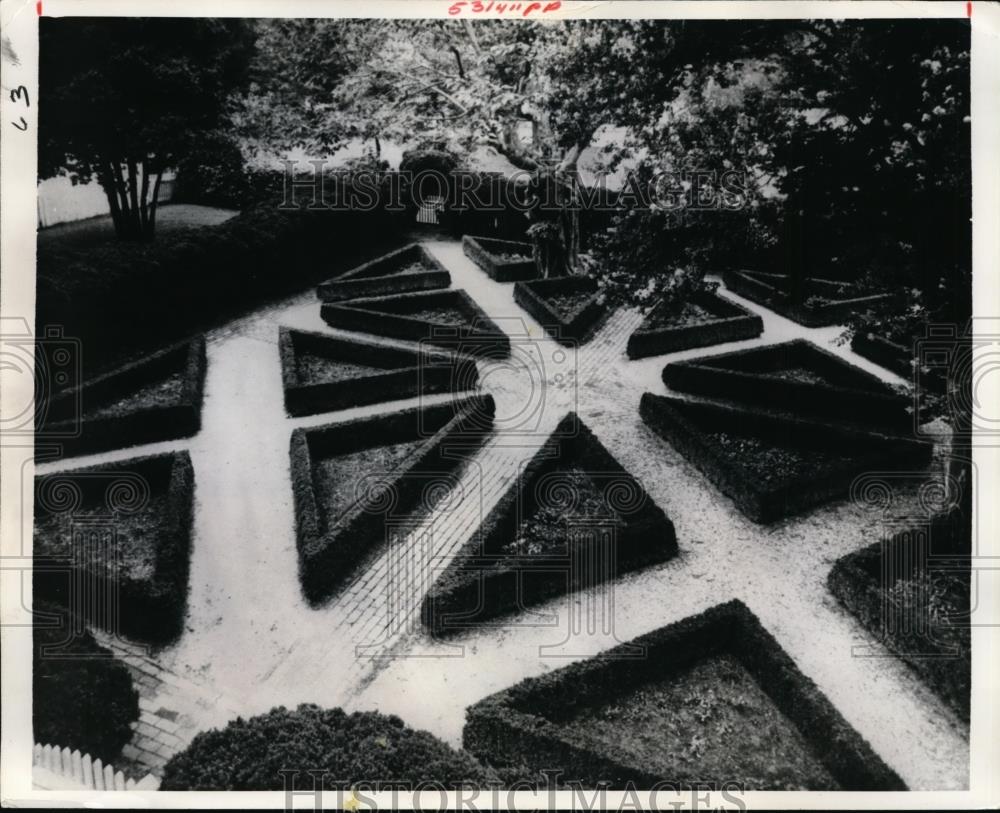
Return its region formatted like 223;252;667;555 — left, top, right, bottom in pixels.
33;603;139;762
160;704;494;790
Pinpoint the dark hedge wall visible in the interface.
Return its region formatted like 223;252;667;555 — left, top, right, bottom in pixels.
160;705;494;790
33;602;139;762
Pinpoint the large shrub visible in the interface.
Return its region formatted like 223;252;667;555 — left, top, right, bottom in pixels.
160;705;495;791
33;603;139;762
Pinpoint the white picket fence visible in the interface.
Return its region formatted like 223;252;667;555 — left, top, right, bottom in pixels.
33;743;159;791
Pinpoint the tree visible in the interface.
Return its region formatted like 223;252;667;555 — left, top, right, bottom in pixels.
241;20;661;276
39;17;254;241
600;19;971;306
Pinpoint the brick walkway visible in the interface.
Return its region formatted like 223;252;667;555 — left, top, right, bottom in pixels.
34;239;968;787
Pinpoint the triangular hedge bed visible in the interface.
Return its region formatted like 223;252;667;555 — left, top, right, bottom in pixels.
828;505;971;721
37;337;206;461
662;339;912;431
626;291;763;359
639;392;932;524
291;394;495;605
33;451;195;644
463;599;905;790
320;289;511;359
278;327;479;417
422;412;676;636
513;276;607;346
722;269;895;327
462;235;536;282
316;243;451;302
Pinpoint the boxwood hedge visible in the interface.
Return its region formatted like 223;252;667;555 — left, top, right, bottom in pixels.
160;705;495;790
33;602;139;763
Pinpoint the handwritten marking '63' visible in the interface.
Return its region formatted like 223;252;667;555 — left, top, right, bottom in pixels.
10;85;29;131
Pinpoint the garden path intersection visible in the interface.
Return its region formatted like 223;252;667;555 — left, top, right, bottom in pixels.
33;239;968;788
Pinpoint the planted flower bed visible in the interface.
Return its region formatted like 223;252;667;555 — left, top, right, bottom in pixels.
462;235;537;282
290;394;495;605
828;507;970;721
33;451;196;644
639;393;932;523
463;599;904;790
37;338;206;461
320;289;511;359
278;327;478;417
662;339;912;431
422;413;676;636
513;276;606;346
626;292;763;359
316;243;450;302
723;269;895;327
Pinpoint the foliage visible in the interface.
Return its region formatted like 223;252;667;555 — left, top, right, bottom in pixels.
33;603;139;762
160;704;495;790
39;17;254;240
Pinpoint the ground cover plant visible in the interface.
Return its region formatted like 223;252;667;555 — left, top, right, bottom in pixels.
513;276;606;347
160;704;494;790
639;393;932;523
33;451;196;643
828;506;971;720
722;270;895;328
33;601;140;763
290;395;495;605
626;292;764;359
320;289;511;359
661;339;912;431
278;328;477;417
316;243;451;302
463;599;904;790
423;413;676;636
462;236;537;282
37;338;206;460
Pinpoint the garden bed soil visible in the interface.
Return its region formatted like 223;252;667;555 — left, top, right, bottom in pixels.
626;292;764;359
828;507;971;720
723;269;895;327
513;276;606;346
37;338;207;461
320;289;511;359
422;413;676;635
662;339;912;431
316;243;451;302
462;235;537;282
463;599;905;790
278;327;478;416
290;395;495;605
639;392;932;523
33;451;195;643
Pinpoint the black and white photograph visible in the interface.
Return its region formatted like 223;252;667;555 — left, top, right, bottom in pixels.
0;0;997;808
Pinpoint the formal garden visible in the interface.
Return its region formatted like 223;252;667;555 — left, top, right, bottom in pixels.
30;14;973;795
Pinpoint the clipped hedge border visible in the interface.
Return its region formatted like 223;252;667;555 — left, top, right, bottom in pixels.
639;392;932;524
290;394;495;605
662;339;912;431
423;412;677;636
278;327;478;417
513;276;607;347
33;601;141;763
316;243;451;303
828;507;970;721
463;599;905;790
38;337;206;461
462;235;537;282
320;289;511;359
626;292;764;359
33;451;196;644
723;269;895;327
